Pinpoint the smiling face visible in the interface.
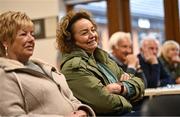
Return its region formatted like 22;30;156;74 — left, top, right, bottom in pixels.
6;26;35;64
0;11;35;64
113;38;132;63
72;18;99;54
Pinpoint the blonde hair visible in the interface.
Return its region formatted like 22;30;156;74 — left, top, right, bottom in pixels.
0;11;33;56
161;40;180;61
109;31;131;50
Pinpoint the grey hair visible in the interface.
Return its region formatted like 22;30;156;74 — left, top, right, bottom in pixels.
109;31;131;50
140;36;159;48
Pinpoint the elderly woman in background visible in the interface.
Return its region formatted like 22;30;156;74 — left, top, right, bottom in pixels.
0;11;95;117
160;40;180;84
56;10;144;116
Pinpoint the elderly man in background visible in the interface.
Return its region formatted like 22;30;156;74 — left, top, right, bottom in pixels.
109;32;147;87
138;36;172;88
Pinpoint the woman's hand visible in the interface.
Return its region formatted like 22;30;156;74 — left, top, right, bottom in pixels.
105;83;128;95
120;73;131;81
105;83;122;94
67;110;88;117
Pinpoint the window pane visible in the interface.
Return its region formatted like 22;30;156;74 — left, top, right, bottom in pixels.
130;0;164;54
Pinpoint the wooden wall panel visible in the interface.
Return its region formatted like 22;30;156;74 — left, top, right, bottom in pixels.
164;0;180;44
107;0;131;37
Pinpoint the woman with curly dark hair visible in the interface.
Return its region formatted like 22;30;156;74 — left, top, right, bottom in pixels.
56;10;145;116
56;10;97;53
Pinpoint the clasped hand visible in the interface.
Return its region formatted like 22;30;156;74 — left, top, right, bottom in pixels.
105;73;130;94
66;110;88;117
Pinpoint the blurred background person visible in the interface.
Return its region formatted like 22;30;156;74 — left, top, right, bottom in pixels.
138;36;172;88
159;40;180;84
0;11;95;117
56;10;145;116
109;31;147;87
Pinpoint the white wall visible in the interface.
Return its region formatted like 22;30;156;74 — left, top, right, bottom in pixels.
0;0;66;68
0;0;59;19
33;38;58;67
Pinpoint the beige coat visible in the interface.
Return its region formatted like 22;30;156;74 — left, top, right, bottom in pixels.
0;57;95;117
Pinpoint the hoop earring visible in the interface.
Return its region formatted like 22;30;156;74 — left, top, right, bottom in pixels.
5;46;8;56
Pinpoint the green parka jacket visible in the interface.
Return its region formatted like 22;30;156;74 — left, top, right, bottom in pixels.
60;47;145;115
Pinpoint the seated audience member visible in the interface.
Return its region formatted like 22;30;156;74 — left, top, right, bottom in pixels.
137;36;172;88
141;95;180;116
0;11;95;117
56;10;145;116
159;40;180;84
109;31;147;87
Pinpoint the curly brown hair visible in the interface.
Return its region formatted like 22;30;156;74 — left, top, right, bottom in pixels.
56;10;97;53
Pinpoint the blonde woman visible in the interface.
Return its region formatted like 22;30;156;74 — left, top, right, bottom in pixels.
160;40;180;84
0;11;95;117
